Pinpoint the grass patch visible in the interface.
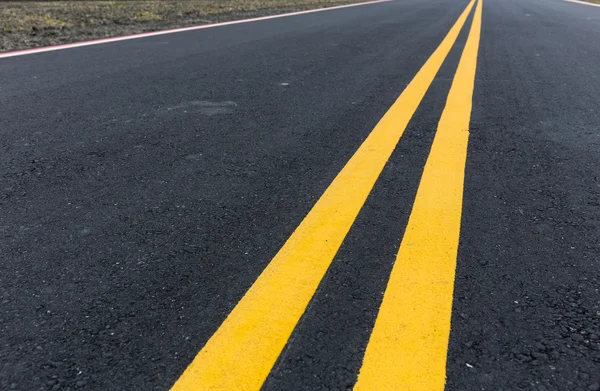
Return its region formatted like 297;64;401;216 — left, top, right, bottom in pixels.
0;0;369;51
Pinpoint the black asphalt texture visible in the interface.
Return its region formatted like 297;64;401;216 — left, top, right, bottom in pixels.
1;0;599;390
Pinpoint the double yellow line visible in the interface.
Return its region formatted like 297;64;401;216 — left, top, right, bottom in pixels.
172;0;483;389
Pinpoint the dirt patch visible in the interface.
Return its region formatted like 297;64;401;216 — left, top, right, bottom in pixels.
0;0;369;52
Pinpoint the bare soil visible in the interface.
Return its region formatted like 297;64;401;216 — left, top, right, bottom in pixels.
0;0;366;52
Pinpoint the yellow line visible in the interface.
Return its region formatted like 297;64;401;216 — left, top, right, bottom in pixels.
354;1;483;390
171;2;476;389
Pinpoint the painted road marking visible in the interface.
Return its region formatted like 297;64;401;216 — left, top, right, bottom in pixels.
0;0;390;59
354;0;483;389
563;0;600;7
170;1;477;390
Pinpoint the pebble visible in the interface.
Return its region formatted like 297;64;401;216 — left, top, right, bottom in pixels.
532;352;548;360
588;383;600;391
580;373;591;381
572;333;584;342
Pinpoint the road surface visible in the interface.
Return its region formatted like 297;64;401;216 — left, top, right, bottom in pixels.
1;0;599;389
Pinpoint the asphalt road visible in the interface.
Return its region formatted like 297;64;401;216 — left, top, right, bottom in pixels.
1;0;600;390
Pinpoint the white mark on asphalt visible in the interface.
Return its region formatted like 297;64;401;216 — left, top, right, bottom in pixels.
164;101;237;115
185;153;203;160
280;82;290;86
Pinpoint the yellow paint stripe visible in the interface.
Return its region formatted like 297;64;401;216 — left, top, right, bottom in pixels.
171;2;476;389
354;1;482;390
